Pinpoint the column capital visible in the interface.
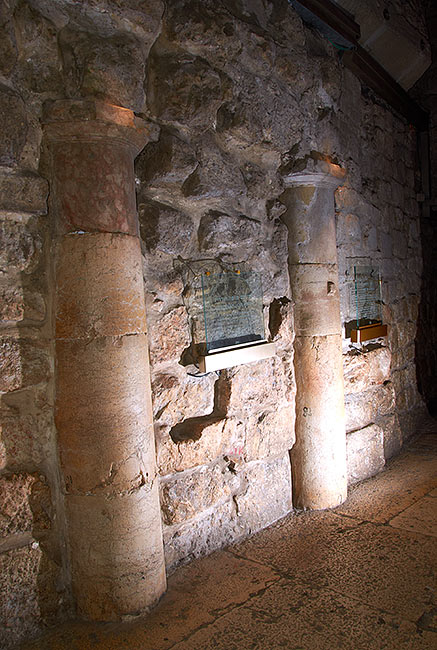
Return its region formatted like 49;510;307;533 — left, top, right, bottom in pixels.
283;158;346;190
42;99;159;154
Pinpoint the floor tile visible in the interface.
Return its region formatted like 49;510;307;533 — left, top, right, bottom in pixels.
389;495;437;537
171;580;437;650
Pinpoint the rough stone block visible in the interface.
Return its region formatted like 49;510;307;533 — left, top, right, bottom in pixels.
55;233;147;339
226;357;290;417
0;84;27;165
0;385;53;471
163;500;242;572
66;483;166;620
198;211;258;252
345;382;396;433
379;414;403;460
0;337;50;393
0;280;45;323
59;28;146;111
0;218;42;273
152;371;216;426
343;346;391;394
245;405;295;461
0;172;48;214
0;545;41;650
147;45;231;130
160;463;231;526
234;454;292;535
0;473;35;538
346;424;385;485
56;334;156;494
148;306;190;366
139;200;194;255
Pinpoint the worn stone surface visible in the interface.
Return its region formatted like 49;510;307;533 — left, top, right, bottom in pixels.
234;454;292;535
160;463;231;526
0;472;45;538
59;28;146;111
0;337;50;394
0;545;42;650
55;233;147;339
55;334;155;494
163;500;243;571
0;84;28;165
292;334;347;509
0;0;430;638
0;218;42;274
343;346;391;394
0;171;48;214
345;382;396;433
346;424;385;485
66;483;166;620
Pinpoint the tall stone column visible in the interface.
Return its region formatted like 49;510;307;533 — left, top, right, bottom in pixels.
282;159;348;510
43;99;166;620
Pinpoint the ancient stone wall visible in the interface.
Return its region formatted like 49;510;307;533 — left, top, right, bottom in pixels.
0;0;429;646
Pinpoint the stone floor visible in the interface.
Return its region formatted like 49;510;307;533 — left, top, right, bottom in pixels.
20;422;437;650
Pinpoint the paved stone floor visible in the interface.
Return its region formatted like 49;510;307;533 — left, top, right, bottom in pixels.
21;422;437;650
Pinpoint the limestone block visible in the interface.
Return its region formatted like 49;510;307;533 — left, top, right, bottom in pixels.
379;414;403;460
245;405;295;461
13;0;62;94
148;306;190;366
135;131;198;189
0;84;27;165
198;211;258;252
59;28;146;111
290;264;342;336
152;371;216;426
0;545;41;650
392;229;408;259
0;218;42;273
50;139;139;236
157;418;245;476
0;3;17;77
160;463;231;525
234;454;292;535
346;424;385;486
0;172;48;214
226;357;290;417
343;346;391;395
55;233;147;339
55;334;156;494
163;500;241;572
139;200;194;255
336;213;362;246
344;382;396;433
0;473;36;538
0;277;45;323
0;385;53;471
147;43;231;130
66;483;166;620
0;337;50;393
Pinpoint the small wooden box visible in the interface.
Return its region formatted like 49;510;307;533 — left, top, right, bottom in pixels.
351;323;388;343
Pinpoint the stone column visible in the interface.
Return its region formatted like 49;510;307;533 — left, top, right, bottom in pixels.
282;159;348;510
43;99;166;620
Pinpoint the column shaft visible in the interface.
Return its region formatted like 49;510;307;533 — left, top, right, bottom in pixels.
283;162;348;510
44;100;166;620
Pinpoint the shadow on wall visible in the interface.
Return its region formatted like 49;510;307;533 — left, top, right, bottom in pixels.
415;208;437;416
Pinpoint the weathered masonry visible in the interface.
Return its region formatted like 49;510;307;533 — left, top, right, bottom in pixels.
0;0;435;647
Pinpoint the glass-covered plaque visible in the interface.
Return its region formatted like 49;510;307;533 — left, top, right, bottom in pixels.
201;270;265;352
350;265;382;327
349;265;387;343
